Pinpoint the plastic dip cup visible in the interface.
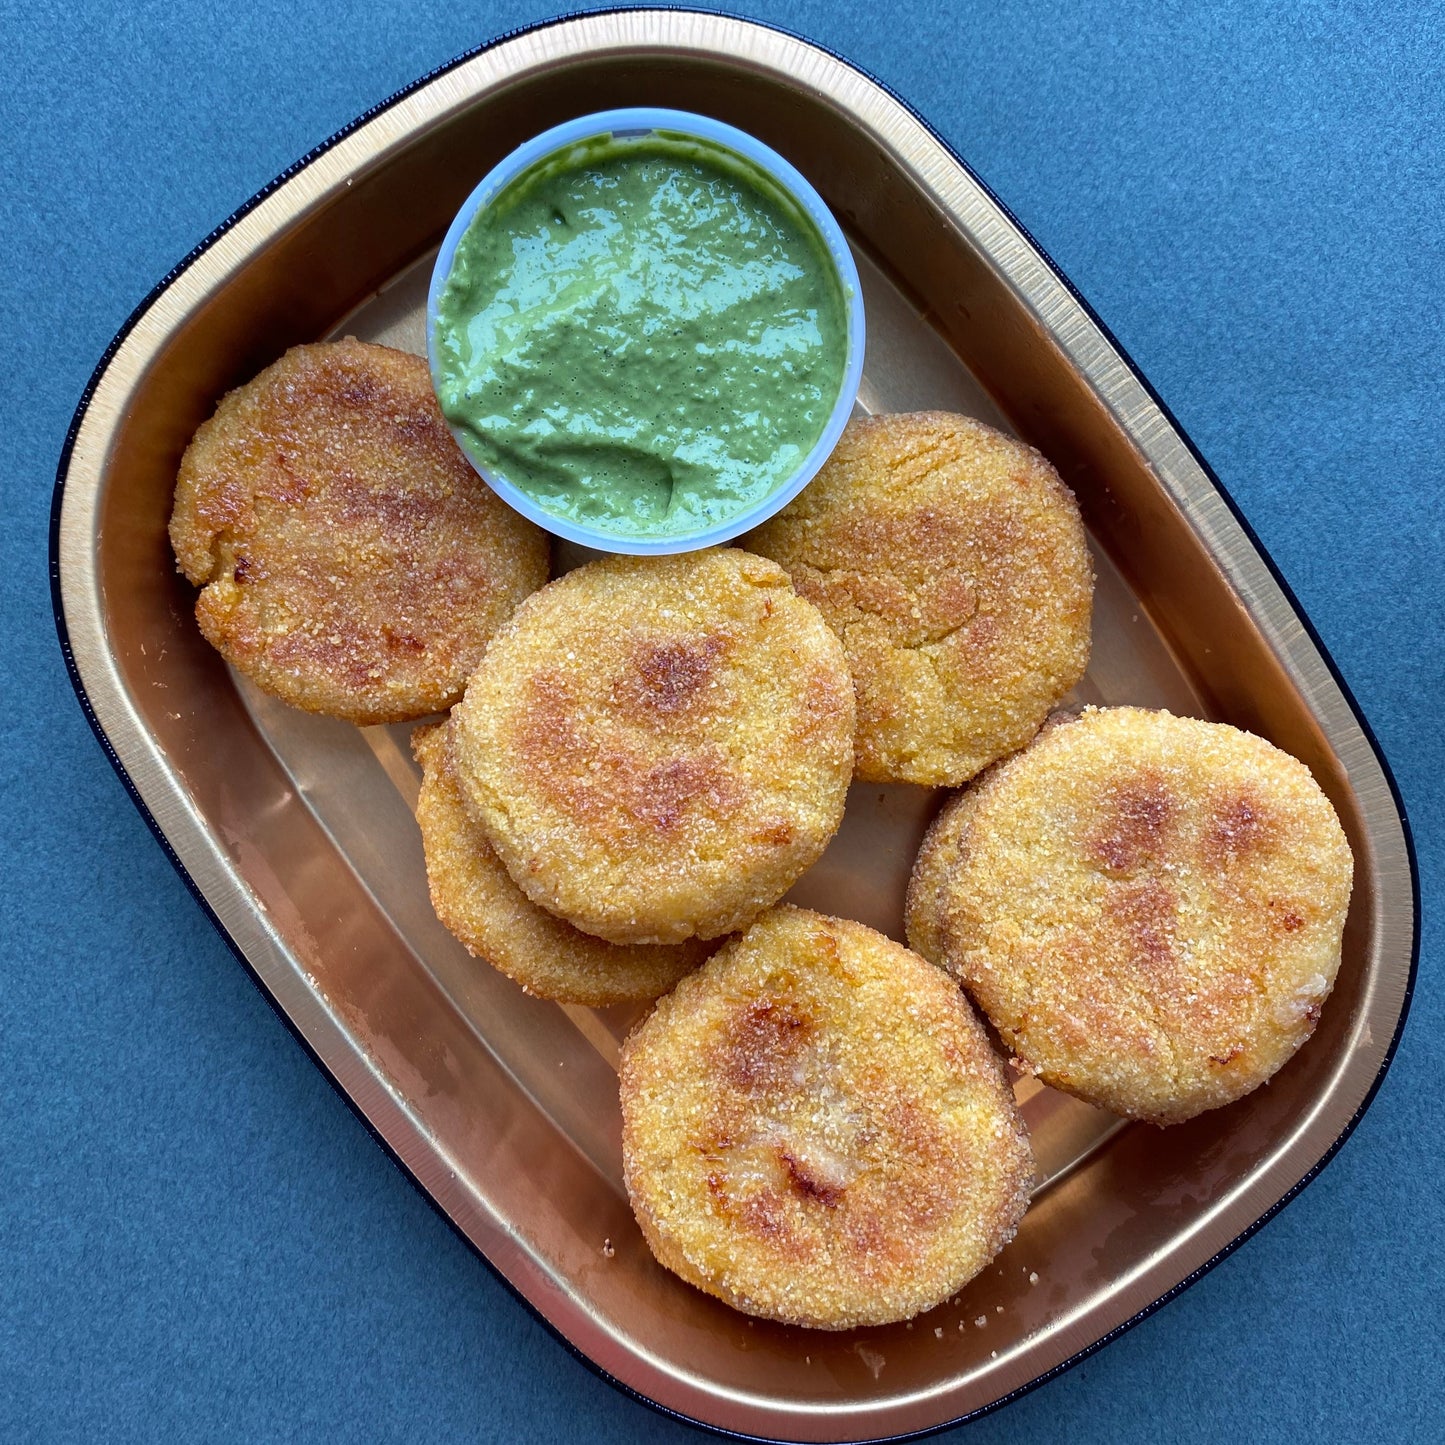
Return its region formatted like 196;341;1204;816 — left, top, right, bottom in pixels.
427;108;865;555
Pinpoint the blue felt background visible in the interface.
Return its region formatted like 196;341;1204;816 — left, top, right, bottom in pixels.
4;2;1440;1440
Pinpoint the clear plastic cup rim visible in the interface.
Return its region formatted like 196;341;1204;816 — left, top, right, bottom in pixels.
426;107;866;556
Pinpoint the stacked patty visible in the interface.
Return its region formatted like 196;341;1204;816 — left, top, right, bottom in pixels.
412;721;714;1006
448;547;856;945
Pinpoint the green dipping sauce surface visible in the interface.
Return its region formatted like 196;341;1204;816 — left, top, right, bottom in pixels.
432;131;850;540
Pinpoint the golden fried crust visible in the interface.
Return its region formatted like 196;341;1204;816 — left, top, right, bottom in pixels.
450;549;856;945
905;788;984;969
746;412;1093;785
169;339;549;724
619;907;1034;1329
412;723;713;1005
907;707;1355;1125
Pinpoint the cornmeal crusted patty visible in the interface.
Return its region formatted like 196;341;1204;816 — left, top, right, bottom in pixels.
906;707;1354;1125
450;549;855;946
169;339;549;724
412;722;713;1005
746;411;1093;785
619;906;1034;1329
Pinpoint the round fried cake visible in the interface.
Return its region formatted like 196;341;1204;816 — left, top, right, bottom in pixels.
620;906;1034;1330
449;549;855;945
746;411;1093;785
169;339;549;724
906;707;1354;1125
412;722;712;1005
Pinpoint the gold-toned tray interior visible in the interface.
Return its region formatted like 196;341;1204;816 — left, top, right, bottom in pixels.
62;15;1407;1441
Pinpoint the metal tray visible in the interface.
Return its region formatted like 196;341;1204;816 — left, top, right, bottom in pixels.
52;11;1416;1442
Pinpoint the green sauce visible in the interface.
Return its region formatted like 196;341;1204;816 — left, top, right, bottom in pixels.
432;131;849;539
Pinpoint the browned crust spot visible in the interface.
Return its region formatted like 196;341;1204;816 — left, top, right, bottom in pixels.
514;670;739;842
620;635;729;715
1088;771;1176;874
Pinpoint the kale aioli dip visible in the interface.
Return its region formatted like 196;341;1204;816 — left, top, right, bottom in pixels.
431;128;851;542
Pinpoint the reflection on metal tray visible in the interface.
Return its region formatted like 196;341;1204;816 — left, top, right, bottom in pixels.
53;11;1414;1443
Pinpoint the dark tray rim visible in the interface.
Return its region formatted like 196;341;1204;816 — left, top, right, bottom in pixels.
48;9;1421;1442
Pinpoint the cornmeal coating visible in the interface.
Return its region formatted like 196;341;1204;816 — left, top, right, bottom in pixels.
746;411;1093;784
620;907;1034;1329
411;723;712;1005
450;549;855;945
169;339;548;724
906;707;1354;1125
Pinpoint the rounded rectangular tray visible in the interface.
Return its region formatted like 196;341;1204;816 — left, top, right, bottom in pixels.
52;11;1415;1441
